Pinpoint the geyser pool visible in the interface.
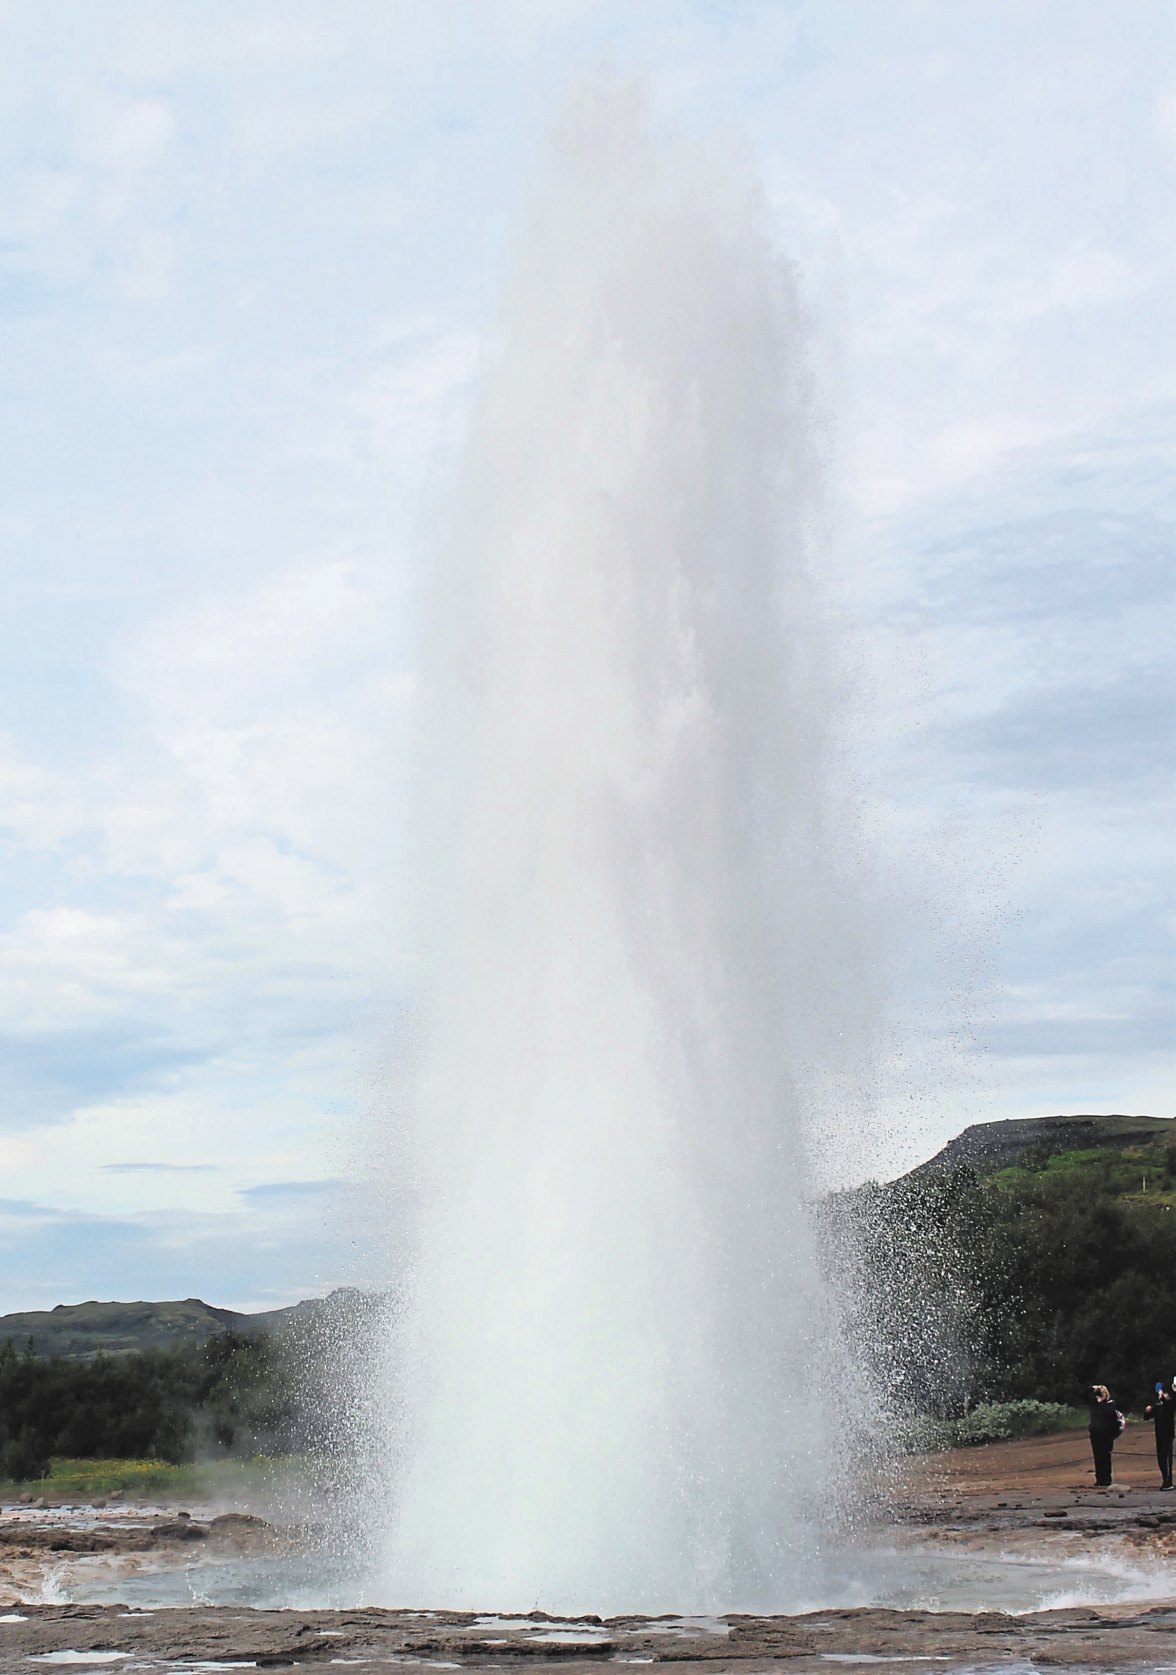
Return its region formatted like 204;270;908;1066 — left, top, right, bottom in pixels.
376;78;879;1614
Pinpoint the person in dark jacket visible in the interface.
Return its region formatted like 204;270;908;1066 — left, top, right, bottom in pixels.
1143;1378;1175;1489
1084;1384;1121;1486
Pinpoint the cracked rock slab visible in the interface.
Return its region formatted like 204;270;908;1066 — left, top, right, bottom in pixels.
2;1603;1176;1674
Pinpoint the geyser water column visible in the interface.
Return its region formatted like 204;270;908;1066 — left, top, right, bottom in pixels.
380;80;872;1613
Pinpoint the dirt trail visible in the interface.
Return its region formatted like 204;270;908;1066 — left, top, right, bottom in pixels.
907;1419;1169;1496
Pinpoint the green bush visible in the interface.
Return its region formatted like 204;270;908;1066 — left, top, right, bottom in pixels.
898;1399;1087;1454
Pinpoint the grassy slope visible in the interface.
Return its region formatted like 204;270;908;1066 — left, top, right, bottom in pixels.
0;1299;250;1360
988;1139;1176;1206
915;1112;1174;1178
0;1291;362;1361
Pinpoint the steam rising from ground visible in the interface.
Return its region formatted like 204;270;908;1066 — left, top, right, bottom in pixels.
375;79;881;1613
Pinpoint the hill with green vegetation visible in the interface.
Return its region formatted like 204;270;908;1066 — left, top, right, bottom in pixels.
0;1328;296;1484
0;1290;385;1485
910;1111;1173;1177
832;1115;1176;1421
0;1288;365;1361
0;1298;249;1360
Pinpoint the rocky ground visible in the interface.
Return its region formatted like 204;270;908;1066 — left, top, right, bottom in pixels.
2;1597;1174;1673
893;1418;1176;1555
0;1427;1173;1672
0;1505;293;1609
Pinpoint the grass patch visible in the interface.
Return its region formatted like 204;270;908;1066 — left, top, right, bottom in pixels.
1;1454;296;1501
991;1142;1176;1204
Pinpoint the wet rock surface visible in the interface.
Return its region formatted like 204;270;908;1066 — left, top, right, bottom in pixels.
0;1512;285;1559
1;1600;1176;1673
0;1505;295;1606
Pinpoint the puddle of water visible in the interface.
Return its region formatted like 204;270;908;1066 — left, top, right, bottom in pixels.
29;1655;129;1665
529;1632;611;1643
53;1553;360;1611
818;1658;950;1666
638;1617;728;1637
836;1543;1176;1614
28;1540;1176;1617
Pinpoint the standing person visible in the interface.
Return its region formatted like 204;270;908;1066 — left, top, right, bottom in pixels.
1144;1379;1175;1490
1083;1385;1122;1487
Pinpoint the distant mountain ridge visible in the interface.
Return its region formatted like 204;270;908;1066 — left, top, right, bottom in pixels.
907;1112;1173;1179
6;1115;1172;1359
0;1289;363;1360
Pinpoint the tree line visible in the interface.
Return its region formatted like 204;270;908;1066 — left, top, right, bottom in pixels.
0;1329;304;1483
0;1286;389;1484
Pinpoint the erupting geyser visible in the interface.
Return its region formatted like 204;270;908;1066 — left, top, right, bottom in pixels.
378;79;877;1614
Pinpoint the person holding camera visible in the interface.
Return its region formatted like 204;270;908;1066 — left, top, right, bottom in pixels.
1144;1378;1175;1490
1083;1385;1124;1487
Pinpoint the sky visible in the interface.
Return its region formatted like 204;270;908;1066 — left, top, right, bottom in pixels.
0;0;1172;1313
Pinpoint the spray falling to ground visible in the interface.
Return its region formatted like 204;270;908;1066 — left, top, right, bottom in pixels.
379;79;879;1615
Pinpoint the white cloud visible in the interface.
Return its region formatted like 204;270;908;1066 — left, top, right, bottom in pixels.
0;545;417;1201
89;97;176;168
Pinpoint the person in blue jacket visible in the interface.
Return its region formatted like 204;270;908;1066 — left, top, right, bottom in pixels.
1143;1378;1175;1490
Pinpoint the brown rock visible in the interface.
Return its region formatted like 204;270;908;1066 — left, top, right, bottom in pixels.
1;1603;1175;1672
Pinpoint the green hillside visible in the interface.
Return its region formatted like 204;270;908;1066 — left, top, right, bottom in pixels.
911;1111;1174;1177
0;1289;364;1361
0;1298;249;1360
988;1137;1176;1200
0;1290;385;1483
834;1114;1176;1418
